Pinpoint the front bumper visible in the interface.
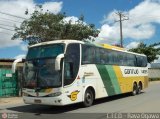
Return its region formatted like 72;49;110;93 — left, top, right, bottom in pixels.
23;96;64;106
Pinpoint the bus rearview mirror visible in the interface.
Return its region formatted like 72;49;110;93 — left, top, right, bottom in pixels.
55;54;64;71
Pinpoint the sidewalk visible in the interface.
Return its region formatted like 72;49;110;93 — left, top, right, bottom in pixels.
149;80;160;84
0;97;23;106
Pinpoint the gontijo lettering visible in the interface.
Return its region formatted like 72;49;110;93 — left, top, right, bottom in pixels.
124;69;139;74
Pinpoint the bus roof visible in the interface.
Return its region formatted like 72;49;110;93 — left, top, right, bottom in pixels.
29;40;84;48
100;43;146;57
29;40;146;57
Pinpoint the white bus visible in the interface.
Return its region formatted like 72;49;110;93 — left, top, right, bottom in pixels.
23;40;148;107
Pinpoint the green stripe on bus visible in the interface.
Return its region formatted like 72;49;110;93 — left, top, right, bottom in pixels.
96;65;115;96
105;66;121;94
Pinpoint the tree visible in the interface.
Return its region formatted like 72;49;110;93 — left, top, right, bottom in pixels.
12;8;99;45
129;42;160;63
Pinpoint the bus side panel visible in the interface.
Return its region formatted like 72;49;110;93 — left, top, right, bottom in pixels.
96;65;122;96
62;76;83;105
75;64;148;102
113;66;148;93
79;64;108;99
113;66;131;93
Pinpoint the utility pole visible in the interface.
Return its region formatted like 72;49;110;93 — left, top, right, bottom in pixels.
115;12;129;47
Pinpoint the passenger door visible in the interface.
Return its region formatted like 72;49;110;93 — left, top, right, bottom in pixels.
63;44;82;104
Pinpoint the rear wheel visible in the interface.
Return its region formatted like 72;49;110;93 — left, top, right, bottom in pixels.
132;83;137;96
83;89;94;107
137;83;142;94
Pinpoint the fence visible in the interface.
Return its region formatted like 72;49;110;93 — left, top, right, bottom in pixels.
148;68;160;80
0;69;19;97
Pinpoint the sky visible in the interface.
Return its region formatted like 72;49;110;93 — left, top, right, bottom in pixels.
0;0;160;62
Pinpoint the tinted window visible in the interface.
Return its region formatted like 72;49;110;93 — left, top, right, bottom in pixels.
27;44;64;60
112;51;119;65
117;52;125;66
64;44;80;86
99;48;109;64
82;45;110;64
120;53;136;66
82;45;96;64
82;44;141;67
95;48;101;64
136;56;147;67
126;54;136;66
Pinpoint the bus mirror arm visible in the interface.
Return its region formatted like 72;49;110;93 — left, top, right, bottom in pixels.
55;54;64;71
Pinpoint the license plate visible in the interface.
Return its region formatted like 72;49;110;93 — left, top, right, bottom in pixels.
34;99;41;103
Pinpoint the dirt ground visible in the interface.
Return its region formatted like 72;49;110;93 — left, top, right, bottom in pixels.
0;97;23;106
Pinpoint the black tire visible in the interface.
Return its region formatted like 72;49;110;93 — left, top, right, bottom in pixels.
132;83;137;96
137;83;142;94
83;89;94;107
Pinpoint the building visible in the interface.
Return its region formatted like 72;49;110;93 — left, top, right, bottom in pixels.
148;63;160;79
0;59;24;97
0;58;23;69
151;63;160;69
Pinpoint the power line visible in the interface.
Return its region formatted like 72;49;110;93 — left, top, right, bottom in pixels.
0;19;18;25
115;11;129;48
110;14;160;24
0;17;22;23
128;16;160;24
0;11;27;20
0;26;14;31
0;23;15;28
0;31;13;35
130;14;160;20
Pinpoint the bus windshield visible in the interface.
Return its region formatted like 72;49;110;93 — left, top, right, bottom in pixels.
26;44;64;60
24;44;65;88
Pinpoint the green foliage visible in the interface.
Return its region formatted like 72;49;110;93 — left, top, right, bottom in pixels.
129;42;160;63
149;78;160;81
12;8;99;45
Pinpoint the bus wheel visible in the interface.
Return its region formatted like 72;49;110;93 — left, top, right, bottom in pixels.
137;83;142;94
83;89;94;107
132;83;137;96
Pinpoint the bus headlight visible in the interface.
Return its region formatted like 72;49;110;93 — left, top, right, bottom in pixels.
48;92;62;97
23;92;29;96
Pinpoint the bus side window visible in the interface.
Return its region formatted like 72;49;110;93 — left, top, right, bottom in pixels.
136;56;147;67
82;45;90;64
65;62;74;79
127;54;136;66
95;48;100;64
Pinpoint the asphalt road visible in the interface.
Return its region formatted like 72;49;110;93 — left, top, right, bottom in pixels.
0;81;160;119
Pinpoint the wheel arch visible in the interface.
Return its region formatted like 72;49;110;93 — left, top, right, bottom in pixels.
83;85;96;101
133;81;138;87
138;81;143;89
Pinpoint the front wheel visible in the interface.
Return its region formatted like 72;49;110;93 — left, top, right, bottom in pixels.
83;89;94;107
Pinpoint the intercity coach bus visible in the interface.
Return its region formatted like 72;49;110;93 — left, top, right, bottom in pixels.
23;40;148;107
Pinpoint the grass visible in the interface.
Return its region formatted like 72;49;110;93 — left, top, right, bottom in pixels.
149;78;160;81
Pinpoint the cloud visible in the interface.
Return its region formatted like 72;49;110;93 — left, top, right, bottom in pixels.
62;16;86;25
43;1;63;14
14;54;26;59
125;42;140;49
97;24;119;44
63;16;79;24
20;43;28;51
153;55;160;63
0;0;63;48
97;0;160;44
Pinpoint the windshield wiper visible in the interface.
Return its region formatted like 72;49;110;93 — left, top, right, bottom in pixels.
34;87;42;92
